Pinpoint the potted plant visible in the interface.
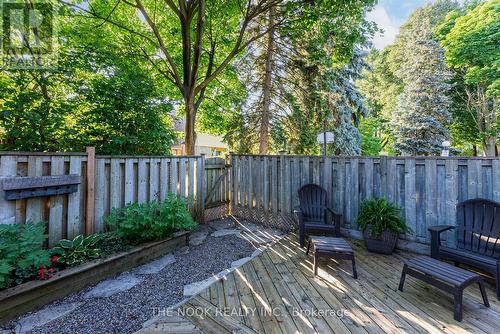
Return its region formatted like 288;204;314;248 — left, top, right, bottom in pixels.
357;198;410;254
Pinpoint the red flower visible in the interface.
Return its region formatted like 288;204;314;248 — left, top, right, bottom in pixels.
51;256;58;264
38;265;46;280
48;268;54;274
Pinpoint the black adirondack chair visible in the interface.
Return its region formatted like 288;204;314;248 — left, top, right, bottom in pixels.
295;184;342;247
429;199;500;300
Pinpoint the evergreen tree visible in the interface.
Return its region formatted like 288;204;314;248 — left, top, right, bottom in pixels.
391;39;453;155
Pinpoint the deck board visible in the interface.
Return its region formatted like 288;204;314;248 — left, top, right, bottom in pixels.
141;234;500;334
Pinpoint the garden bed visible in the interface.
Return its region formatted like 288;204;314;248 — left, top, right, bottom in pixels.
0;231;189;321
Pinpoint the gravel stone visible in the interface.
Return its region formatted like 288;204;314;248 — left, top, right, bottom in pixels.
4;224;256;334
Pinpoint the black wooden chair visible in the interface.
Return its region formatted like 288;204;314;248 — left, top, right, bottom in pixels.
429;198;500;300
294;184;342;247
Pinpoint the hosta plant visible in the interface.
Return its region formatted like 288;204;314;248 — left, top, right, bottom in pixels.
53;234;102;267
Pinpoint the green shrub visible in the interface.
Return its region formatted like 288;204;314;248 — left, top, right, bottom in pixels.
53;234;102;267
95;232;134;258
105;194;197;243
356;198;410;238
0;222;51;289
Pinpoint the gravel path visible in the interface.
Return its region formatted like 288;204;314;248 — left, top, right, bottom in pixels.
3;224;257;334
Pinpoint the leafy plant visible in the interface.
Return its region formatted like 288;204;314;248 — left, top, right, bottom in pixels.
95;232;134;258
105;194;197;244
0;222;51;289
356;198;410;238
53;234;102;267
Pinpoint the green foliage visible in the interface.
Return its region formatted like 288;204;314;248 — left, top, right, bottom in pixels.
436;0;499;156
95;232;134;258
439;0;500;97
359;117;383;156
356;198;410;238
0;2;176;154
105;194;197;244
0;222;51;289
53;234;102;267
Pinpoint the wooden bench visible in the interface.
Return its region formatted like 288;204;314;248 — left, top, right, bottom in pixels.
398;256;489;321
306;236;357;278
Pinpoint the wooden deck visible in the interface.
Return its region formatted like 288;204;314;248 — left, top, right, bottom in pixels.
141;234;500;334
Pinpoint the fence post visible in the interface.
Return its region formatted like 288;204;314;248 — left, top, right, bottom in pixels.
198;154;206;223
85;147;96;235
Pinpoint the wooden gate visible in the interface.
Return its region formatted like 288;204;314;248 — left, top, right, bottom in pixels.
204;157;230;221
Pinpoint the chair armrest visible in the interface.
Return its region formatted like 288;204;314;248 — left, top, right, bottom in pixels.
428;225;455;233
428;225;455;259
293;207;304;226
326;207;342;237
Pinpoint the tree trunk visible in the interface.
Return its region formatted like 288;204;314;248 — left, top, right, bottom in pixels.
259;8;275;154
184;96;196;155
480;89;497;157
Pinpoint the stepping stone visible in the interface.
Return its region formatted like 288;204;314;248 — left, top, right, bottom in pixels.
251;248;264;258
211;229;241;237
216;268;235;279
231;257;252;268
208;219;235;230
183;276;218;297
189;230;209;246
15;303;80;334
135;254;176;275
83;274;141;299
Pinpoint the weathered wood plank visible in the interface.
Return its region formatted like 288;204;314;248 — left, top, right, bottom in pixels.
110;158;121;210
138;159;148;203
179;158;187;198
188;158;195;201
25;156;44;223
424;159;437;231
248;157;253;208
271;157;278;212
493;159;500;203
48;156;64;246
351;158;359;229
85;147;96;235
160;158;169;201
0;156;17;225
150;158;160;202
2;174;80;191
445;159;458;247
124;159;135;205
404;158;417;240
67;156;82;238
263;156;269;211
94;159;106;232
170;158;178;197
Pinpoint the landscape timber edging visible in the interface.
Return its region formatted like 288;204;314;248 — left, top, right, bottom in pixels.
0;231;189;322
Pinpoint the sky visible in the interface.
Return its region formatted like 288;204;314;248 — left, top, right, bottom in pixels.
366;0;431;50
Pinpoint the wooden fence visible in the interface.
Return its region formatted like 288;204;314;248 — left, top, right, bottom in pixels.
2;151;500;249
230;154;500;247
0;150;205;246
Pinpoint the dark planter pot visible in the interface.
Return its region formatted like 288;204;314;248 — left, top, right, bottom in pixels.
363;225;398;255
